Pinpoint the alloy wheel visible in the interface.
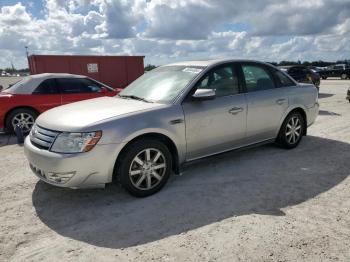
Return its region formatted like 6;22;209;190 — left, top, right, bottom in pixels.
285;116;302;145
11;113;35;133
129;148;167;191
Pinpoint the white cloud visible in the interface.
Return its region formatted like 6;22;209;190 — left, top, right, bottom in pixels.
0;0;349;69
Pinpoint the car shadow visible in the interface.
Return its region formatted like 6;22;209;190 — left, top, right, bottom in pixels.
32;136;350;249
0;134;23;147
318;93;334;99
319;110;341;116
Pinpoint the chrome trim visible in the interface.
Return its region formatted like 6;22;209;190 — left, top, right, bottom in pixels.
30;125;59;150
30;136;52;148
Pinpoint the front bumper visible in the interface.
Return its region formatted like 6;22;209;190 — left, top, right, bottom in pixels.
24;136;124;188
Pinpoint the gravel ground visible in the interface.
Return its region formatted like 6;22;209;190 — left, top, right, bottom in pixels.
0;76;23;89
0;79;350;262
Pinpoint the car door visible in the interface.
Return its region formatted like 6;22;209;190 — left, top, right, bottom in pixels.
30;78;62;112
333;66;343;77
57;78;107;105
241;63;290;143
182;63;247;160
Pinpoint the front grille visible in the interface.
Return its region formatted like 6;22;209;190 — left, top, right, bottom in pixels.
30;125;59;150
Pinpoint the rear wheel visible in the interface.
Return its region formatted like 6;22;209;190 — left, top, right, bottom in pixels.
322;76;327;80
341;73;348;80
5;108;37;134
277;112;305;149
115;138;172;197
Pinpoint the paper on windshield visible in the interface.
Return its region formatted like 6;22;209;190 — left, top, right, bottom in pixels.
182;67;203;74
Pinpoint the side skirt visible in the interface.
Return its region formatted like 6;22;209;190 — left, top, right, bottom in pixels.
177;138;276;175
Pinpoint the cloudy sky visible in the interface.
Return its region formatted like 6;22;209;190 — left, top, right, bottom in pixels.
0;0;349;69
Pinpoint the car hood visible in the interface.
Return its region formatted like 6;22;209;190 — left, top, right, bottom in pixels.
36;96;165;131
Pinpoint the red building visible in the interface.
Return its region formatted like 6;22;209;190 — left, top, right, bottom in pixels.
28;55;145;89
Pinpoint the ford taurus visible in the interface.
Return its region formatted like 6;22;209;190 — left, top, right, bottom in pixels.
24;59;319;197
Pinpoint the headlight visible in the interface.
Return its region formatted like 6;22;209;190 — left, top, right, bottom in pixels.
50;131;102;153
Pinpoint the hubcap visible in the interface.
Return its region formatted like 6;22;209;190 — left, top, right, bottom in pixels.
285;116;302;144
12;113;35;133
129;148;167;190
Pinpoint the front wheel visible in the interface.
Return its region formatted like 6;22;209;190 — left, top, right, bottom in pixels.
341;73;348;80
115;138;172;197
277;112;305;149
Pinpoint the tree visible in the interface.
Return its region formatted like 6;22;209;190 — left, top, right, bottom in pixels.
144;64;157;72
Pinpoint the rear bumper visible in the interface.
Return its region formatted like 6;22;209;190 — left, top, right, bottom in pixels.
307;102;319;127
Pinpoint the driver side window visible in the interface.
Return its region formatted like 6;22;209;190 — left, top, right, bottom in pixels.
196;65;239;97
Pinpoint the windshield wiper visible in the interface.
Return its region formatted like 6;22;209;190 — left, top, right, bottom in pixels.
118;95;153;103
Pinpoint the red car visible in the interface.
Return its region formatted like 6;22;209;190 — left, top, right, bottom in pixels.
0;73;121;133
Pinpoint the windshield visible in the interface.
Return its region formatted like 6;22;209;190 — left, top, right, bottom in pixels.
119;66;205;103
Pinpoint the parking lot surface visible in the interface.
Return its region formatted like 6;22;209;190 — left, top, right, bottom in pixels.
1;80;350;261
0;76;23;89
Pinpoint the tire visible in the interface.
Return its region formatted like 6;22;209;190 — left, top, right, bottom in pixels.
5;108;38;134
313;80;320;91
341;73;347;80
322;76;327;80
276;112;305;149
115;138;172;197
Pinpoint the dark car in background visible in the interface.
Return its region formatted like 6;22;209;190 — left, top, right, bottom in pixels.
318;64;350;80
279;65;320;90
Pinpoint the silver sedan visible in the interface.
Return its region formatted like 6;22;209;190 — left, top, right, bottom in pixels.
24;59;319;197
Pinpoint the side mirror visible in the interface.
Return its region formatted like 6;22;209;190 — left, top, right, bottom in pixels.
192;89;216;101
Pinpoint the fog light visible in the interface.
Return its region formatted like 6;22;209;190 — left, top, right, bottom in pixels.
47;172;76;184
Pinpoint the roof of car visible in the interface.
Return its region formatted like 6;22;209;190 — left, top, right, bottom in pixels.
2;73;89;95
165;59;271;67
30;73;86;79
278;65;305;69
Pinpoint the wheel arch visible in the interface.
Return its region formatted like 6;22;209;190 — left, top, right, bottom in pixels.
112;132;180;182
4;106;40;131
278;106;308;137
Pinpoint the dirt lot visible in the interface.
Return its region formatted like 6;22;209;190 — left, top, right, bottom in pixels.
1;79;350;261
0;76;23;89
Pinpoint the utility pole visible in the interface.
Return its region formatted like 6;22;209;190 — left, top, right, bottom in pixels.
25;46;30;74
25;46;29;58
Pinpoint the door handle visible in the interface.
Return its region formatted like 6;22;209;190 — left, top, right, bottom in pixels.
276;98;287;105
228;107;243;115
